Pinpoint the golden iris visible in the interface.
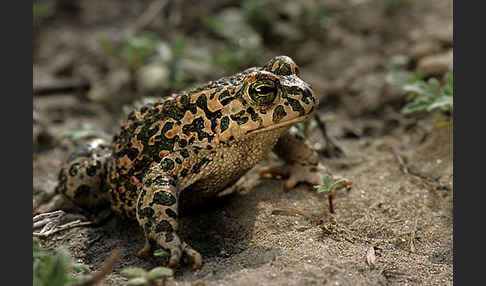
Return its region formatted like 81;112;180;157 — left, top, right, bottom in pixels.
248;80;278;106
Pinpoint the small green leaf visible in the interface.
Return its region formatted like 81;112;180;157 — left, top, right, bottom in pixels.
147;267;173;280
71;273;92;283
153;248;170;258
173;36;187;57
72;263;90;273
39;249;72;286
401;68;453;115
314;174;348;194
125;277;149;286
121;267;148;278
427;95;453;112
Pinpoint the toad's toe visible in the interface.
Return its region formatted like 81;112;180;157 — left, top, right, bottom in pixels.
259;163;325;190
182;242;203;270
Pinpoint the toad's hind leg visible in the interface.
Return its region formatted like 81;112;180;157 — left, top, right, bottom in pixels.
136;170;202;270
55;139;112;211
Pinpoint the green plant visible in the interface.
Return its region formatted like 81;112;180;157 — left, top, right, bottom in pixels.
33;0;54;27
243;0;272;35
33;238;91;286
401;70;453;115
98;33;158;71
153;248;170;258
314;174;348;194
167;36;190;89
121;266;173;286
314;174;350;214
296;6;332;30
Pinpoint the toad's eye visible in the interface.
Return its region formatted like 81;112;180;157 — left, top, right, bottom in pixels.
248;80;278;106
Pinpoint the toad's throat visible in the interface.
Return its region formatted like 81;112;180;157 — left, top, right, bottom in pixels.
247;114;313;135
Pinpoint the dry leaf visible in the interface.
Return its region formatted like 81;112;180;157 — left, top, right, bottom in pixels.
366;246;376;269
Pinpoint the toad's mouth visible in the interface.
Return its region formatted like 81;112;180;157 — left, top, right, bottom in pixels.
248;113;313;135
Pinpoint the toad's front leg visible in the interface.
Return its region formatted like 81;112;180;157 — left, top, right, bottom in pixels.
136;170;202;270
259;132;324;189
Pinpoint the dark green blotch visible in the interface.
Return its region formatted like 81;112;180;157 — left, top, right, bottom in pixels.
161;158;175;172
210;87;223;99
272;105;287;123
246;107;260;122
154;176;176;187
219;90;234;106
136;120;159;143
283;86;302;97
286;97;305;116
127;111;136;121
180;148;190;158
152;191;177;206
69;163;81;177
181;168;188;177
178;94;197;115
155;220;173;233
138;207;155;219
178;138;187;148
182;117;213;141
165;208;178;219
153;154;162;163
220;116;230;132
163;101;186;121
196;94;222;133
230;110;249;125
146;122;178;154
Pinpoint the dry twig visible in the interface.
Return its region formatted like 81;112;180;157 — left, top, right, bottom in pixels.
409;217;418;253
314;114;344;158
392;147;409;174
33;78;91;96
33;210;92;237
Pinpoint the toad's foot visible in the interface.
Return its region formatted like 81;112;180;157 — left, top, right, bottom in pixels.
137;236;202;270
259;163;325;190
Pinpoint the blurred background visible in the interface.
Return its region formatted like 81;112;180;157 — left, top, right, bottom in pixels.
33;0;452;121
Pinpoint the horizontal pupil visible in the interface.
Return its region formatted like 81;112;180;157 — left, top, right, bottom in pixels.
256;86;274;94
